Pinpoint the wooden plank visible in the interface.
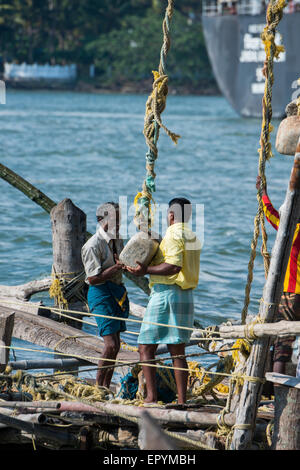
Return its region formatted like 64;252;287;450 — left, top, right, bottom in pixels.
0;305;139;366
0;297;143;319
266;372;300;390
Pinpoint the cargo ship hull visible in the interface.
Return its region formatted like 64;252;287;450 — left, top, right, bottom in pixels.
202;11;300;117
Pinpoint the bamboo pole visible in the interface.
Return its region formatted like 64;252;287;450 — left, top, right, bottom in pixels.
0;163;56;213
0;401;61;410
0;411;78;448
8;358;88;371
230;140;300;450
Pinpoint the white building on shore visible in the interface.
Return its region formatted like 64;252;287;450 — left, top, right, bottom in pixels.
4;63;77;82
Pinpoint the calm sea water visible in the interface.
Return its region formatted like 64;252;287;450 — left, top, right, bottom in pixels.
0;90;292;378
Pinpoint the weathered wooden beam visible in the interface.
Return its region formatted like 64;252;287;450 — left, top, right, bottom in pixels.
0;407;47;424
79;402;236;428
0;298;51;317
0;311;15;372
0;411;78;448
0;278;52;301
0;305;139;366
0;296;144;320
8;358;89;371
266;372;300;390
230;140;300;449
0;163;56;213
220;320;300;339
0;401;61;410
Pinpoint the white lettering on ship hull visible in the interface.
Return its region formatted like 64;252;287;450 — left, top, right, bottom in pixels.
239;24;286;95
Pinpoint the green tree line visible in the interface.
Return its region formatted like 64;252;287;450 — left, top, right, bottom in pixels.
0;0;216;90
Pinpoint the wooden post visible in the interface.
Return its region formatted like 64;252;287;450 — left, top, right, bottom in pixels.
272;381;300;449
0;311;15;372
230;140;300;449
50;198;86;329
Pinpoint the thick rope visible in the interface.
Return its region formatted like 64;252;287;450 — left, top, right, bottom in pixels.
0;343;265;387
0;297;224;338
134;0;180;229
241;0;286;324
297;77;300;115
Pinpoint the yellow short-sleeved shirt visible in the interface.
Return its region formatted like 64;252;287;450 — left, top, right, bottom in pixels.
149;222;201;290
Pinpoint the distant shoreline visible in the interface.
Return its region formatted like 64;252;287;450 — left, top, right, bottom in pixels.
3;78;220;96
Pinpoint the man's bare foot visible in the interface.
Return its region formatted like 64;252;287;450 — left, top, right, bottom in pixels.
144;397;157;404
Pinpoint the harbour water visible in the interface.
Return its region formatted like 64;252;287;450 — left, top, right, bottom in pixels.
0;90;293;379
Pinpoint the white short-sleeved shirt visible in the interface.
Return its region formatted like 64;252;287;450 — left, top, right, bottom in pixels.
81;225;124;285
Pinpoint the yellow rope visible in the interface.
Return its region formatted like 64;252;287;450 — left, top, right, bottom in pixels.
49;278;68;310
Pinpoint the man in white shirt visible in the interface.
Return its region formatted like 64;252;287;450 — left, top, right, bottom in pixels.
81;202;129;388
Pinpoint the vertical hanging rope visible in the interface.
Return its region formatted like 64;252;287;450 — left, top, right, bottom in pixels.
241;0;286;324
297;77;300;115
134;0;180;230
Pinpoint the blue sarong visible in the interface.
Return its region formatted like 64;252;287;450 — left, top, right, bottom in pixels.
138;283;194;345
87;281;129;337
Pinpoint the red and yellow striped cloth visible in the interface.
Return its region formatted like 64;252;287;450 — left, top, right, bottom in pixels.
262;195;300;294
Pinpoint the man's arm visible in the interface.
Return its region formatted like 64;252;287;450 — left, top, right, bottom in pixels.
256;175;280;231
88;259;124;285
126;262;181;277
82;242;124;285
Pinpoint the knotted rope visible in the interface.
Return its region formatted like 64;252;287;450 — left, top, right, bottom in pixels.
241;0;286;324
134;0;180;230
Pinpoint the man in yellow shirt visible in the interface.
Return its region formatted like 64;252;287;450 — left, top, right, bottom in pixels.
126;198;201;404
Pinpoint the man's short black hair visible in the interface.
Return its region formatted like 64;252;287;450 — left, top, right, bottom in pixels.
96;201;119;221
168;197;192;222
